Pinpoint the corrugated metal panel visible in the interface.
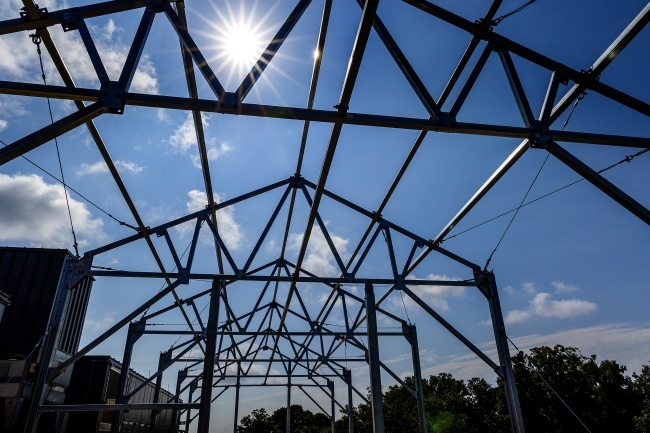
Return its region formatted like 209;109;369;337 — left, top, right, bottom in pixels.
0;247;94;358
58;276;93;355
0;247;68;357
65;356;178;433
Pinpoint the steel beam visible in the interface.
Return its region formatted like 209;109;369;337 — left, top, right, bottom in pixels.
19;0;204;350
404;0;650;118
365;283;385;433
0;102;107;166
111;320;145;433
356;0;441;117
38;403;200;412
404;325;428;433
234;362;241;433
329;380;336;433
162;1;225;99
197;279;221;433
237;0;313;100
286;365;292;433
476;270;525;433
545;141;650;225
344;369;354;433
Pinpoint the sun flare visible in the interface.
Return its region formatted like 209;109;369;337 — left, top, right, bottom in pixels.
223;22;264;66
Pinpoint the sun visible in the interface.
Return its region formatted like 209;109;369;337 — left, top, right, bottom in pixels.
200;0;281;88
224;22;262;66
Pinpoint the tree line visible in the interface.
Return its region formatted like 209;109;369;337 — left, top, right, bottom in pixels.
238;345;650;433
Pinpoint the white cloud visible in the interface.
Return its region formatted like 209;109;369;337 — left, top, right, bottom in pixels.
0;3;158;94
288;225;350;277
181;189;243;250
0;119;7;131
76;161;109;175
522;282;536;295
84;313;115;331
168;112;232;168
114;160;145;174
505;292;597;325
190;143;231;169
404;273;465;311
552;281;579;293
420;323;650;382
0;173;106;248
75;160;144;176
502;309;532;325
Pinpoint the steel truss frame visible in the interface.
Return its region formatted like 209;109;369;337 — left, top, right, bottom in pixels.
0;0;648;432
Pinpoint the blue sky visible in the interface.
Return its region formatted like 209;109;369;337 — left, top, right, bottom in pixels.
1;0;650;430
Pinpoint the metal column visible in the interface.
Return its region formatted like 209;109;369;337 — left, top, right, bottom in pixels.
344;369;354;433
185;382;196;431
234;362;241;433
286;362;292;433
404;324;428;433
328;380;335;433
150;351;169;429
111;320;144;433
172;368;187;433
24;259;74;433
365;282;385;433
476;270;525;433
197;279;221;433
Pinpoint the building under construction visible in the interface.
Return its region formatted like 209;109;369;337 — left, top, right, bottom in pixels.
0;0;649;432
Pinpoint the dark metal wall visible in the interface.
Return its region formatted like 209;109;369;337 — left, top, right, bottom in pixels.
64;356;177;433
0;247;92;359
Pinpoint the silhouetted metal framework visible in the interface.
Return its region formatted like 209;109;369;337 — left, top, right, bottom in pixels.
1;0;649;432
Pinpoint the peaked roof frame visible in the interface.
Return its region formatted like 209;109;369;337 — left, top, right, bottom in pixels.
1;0;649;432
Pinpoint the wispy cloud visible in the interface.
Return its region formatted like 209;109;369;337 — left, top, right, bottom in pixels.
404;273;465;311
420;323;650;382
505;292;597;325
168;112;232;168
84;313;115;332
0;173;106;248
176;189;244;251
288;225;350;277
75;160;145;176
552;281;579;293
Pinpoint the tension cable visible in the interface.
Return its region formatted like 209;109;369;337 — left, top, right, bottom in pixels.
562;92;587;131
444;147;649;243
491;0;537;27
483;153;549;270
29;33;79;257
506;337;592;433
0;139;138;231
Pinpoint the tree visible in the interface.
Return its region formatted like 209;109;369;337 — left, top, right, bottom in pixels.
239;405;331;433
507;344;639;433
240;346;649;433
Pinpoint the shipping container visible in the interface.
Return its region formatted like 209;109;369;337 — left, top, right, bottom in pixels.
64;356;179;433
0;247;93;359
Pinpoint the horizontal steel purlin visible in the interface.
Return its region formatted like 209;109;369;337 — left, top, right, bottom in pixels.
86;270;475;286
39;403;199;412
141;330;405;336
1;81;649;148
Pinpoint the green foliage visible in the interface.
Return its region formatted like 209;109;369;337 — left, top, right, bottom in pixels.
239;404;331;433
509;345;640;433
240;345;650;433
